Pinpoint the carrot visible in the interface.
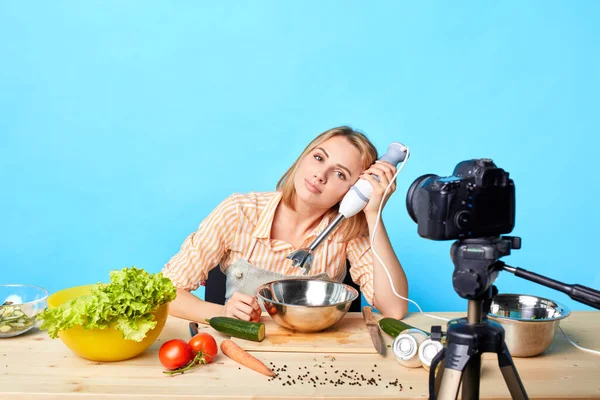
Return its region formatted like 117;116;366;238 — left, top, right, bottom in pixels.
220;339;275;377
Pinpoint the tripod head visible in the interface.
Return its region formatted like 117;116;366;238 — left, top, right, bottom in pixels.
450;236;521;300
447;234;600;323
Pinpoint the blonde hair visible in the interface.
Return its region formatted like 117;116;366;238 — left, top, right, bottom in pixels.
276;126;378;242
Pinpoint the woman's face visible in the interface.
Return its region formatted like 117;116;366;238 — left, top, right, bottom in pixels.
293;136;365;210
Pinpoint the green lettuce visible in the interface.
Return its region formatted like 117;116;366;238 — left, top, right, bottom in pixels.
40;267;177;341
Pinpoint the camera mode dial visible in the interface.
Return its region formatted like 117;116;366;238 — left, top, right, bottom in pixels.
455;210;471;231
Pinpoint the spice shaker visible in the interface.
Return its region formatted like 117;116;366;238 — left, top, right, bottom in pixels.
392;328;429;368
418;337;444;371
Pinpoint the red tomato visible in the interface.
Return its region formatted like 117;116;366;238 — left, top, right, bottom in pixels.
188;333;218;363
159;339;194;370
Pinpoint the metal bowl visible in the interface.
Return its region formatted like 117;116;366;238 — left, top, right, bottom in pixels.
256;279;359;333
487;293;570;357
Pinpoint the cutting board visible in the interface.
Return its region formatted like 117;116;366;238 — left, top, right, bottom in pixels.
231;313;379;353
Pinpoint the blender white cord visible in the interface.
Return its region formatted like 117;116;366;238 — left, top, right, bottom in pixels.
369;147;599;355
559;327;600;355
369;147;450;323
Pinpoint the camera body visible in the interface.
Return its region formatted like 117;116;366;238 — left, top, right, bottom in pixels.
406;159;515;241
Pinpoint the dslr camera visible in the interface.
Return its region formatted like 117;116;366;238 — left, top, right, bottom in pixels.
406;158;515;240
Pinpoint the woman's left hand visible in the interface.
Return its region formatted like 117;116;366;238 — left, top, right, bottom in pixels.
360;161;397;217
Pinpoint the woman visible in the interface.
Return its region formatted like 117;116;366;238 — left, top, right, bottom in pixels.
162;126;408;323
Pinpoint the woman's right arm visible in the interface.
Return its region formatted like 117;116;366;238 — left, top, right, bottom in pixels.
168;288;225;323
162;194;262;322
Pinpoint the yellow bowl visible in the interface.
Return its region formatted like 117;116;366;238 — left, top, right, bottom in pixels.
47;284;169;362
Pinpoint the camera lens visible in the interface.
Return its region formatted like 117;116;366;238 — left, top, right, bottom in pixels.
406;174;438;223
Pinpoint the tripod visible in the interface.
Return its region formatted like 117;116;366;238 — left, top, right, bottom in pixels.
430;285;527;400
429;236;600;400
426;236;523;400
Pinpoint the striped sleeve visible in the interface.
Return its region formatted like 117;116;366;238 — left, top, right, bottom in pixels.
161;194;239;291
346;235;375;306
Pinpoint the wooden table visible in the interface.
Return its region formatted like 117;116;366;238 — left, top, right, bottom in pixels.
1;311;599;399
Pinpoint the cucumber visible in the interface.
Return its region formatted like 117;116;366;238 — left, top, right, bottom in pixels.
0;303;35;334
378;318;429;338
206;317;265;342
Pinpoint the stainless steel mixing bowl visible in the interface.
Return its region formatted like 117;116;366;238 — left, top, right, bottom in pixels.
256;279;359;332
487;293;570;357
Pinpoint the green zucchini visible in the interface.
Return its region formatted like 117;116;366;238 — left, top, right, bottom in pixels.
206;317;265;342
378;318;429;338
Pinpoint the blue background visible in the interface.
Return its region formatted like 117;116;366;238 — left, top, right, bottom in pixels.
2;2;599;313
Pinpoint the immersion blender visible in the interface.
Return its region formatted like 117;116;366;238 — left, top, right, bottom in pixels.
286;142;409;274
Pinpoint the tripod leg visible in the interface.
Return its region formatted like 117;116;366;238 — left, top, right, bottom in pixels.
429;348;446;399
461;353;481;399
434;354;446;398
438;369;463;400
437;336;474;400
498;343;529;400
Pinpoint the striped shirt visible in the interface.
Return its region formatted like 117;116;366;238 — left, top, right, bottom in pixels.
162;191;375;305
